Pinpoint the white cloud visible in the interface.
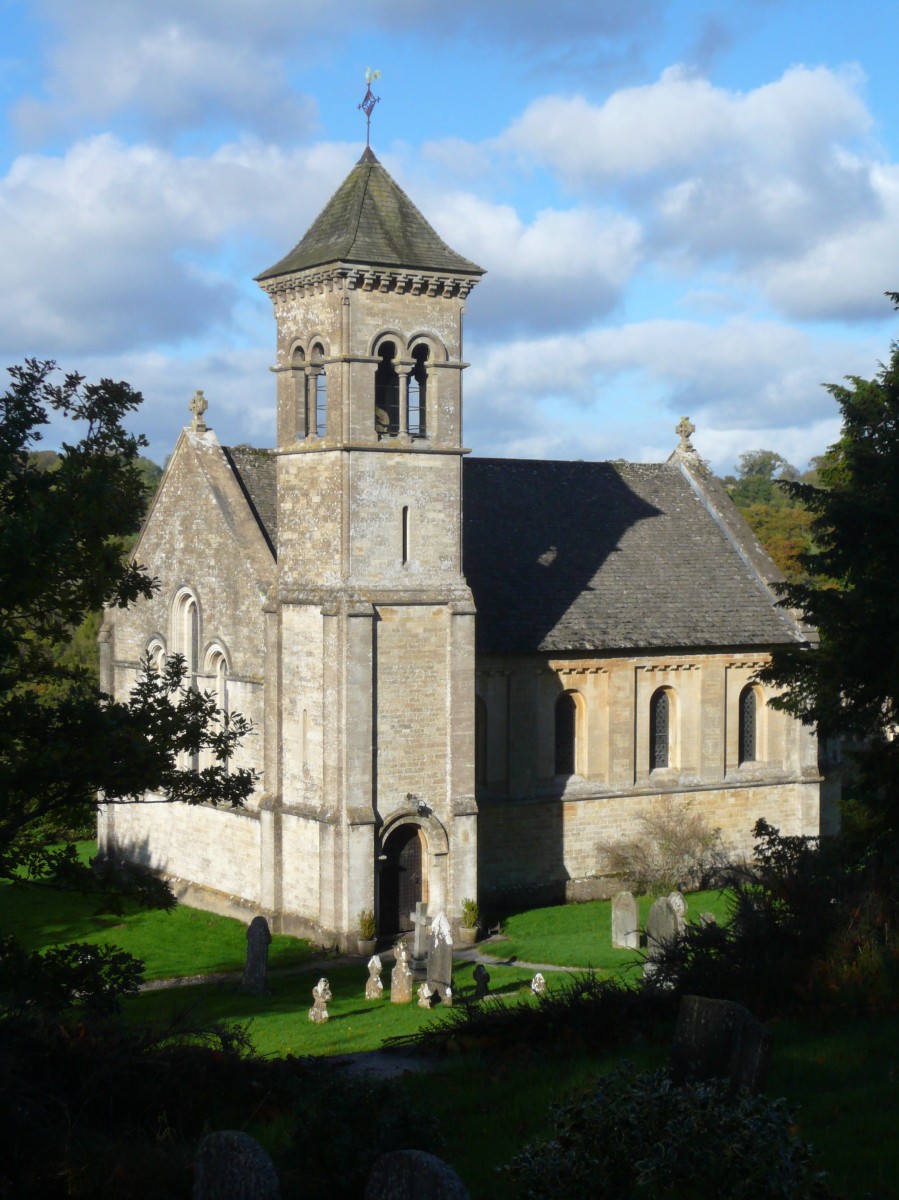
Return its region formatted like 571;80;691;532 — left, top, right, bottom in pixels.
0;135;358;356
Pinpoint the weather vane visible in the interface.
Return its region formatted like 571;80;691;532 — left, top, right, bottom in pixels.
359;68;381;148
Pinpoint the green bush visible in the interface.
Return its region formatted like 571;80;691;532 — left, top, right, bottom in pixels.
504;1065;833;1199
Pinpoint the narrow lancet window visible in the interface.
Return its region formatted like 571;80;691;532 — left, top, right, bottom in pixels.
408;344;429;437
311;343;326;437
401;505;409;565
650;689;670;769
375;342;400;436
555;692;577;776
739;686;757;764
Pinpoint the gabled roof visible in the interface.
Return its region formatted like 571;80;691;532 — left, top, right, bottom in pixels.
462;458;805;655
256;148;485;281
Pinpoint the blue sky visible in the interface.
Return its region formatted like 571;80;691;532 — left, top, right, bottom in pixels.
1;0;897;473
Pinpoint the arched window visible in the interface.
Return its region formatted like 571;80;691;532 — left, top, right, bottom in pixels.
173;590;200;769
311;342;326;437
206;647;230;774
475;695;488;785
739;685;758;764
146;637;166;674
375;341;399;436
649;688;670;770
555;692;578;776
408;344;429;437
291;346;306;439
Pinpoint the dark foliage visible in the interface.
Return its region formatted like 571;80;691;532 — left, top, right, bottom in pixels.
504;1065;833;1199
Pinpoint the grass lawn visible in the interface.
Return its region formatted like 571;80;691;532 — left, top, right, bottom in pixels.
0;841;316;979
126;961;569;1057
488;887;732;971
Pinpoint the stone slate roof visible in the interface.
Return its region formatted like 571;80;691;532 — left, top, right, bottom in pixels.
462;458;803;655
221;448;802;654
222;445;278;555
256;148;485;281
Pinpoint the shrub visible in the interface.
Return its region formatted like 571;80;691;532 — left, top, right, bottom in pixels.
358;908;376;939
504;1065;833;1199
605;797;725;894
461;897;480;929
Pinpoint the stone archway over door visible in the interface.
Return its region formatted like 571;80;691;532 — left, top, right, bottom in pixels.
380;825;423;934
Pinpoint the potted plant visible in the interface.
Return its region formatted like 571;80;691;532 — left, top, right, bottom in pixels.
357;908;377;956
458;897;480;944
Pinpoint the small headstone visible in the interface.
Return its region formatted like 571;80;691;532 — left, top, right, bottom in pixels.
667;890;687;933
241;915;272;995
365;1149;469;1200
531;972;547;995
308;976;331;1023
418;981;436;1009
193;1130;280;1200
427;911;453;995
669;994;771;1093
643;896;680;980
409;900;430;974
611;890;640;949
390;940;414;1003
700;911;717;927
365;954;384;1000
472;963;490;999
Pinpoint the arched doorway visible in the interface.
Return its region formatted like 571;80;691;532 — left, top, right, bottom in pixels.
379;825;423;934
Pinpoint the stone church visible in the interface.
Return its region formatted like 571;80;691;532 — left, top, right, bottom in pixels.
98;147;825;947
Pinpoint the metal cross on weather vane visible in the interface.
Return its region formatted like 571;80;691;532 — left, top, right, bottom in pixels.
359;68;381;148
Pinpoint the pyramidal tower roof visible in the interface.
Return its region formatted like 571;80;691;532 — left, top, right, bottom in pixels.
256;147;485;281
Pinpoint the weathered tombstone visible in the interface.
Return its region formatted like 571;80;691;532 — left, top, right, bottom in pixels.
426;911;453;997
472;963;490;999
669;994;771;1093
531;972;547;995
241;915;272;995
365;1149;469;1200
308;976;331;1023
193;1130;280;1200
409;900;430;976
643;895;680;980
700;911;717;928
417;981;436;1009
667;890;687;934
365;954;384;1000
611;890;640;949
390;940;414;1004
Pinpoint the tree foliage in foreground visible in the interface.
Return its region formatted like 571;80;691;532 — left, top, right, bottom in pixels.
760;318;899;820
0;359;256;887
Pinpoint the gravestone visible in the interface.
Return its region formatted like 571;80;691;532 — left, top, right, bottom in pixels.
643;896;680;980
700;911;717;928
667;890;687;934
472;963;490;999
365;1149;469;1200
193;1130;280;1200
409;901;430;977
611;891;640;949
669;994;771;1093
365;955;384;1000
390;940;414;1003
417;981;436;1008
531;972;547;996
308;976;331;1023
426;911;453;1002
241;915;272;995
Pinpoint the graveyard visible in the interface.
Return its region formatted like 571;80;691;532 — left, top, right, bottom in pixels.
4;845;899;1198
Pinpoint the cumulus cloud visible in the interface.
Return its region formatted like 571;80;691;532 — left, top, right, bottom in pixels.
0;135;358;356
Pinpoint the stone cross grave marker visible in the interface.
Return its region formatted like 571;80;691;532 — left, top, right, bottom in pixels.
365;955;383;1000
427;911;453;1003
308;977;331;1023
643;895;680;979
531;972;546;995
611;890;640;949
409;900;430;975
390;940;414;1003
417;981;436;1008
241;915;272;995
472;963;490;1000
667;890;687;934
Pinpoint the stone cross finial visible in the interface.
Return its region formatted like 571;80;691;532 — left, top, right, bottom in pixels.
190;389;208;432
675;415;695;453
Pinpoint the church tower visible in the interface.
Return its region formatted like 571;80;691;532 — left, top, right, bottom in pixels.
255;148;484;945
